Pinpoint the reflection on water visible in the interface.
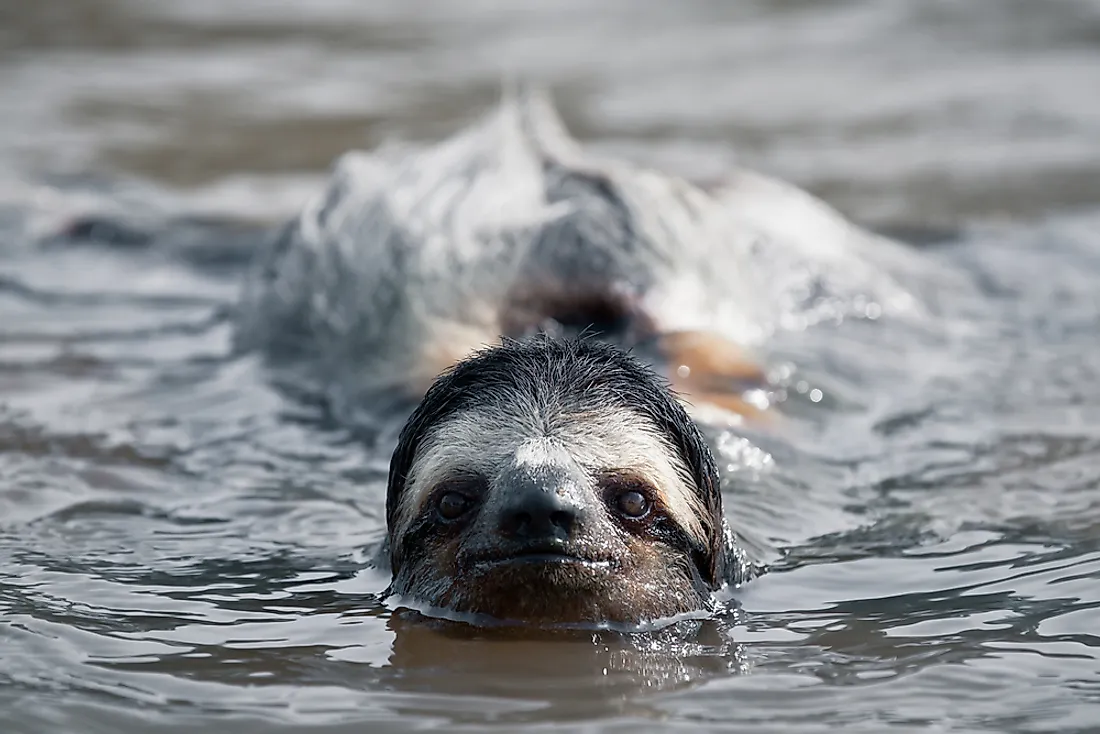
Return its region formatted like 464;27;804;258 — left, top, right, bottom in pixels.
3;1;1100;732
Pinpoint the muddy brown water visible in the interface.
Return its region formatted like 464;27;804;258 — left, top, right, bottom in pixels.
3;1;1100;732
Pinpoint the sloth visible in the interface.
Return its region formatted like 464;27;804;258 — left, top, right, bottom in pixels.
230;90;925;625
384;336;752;626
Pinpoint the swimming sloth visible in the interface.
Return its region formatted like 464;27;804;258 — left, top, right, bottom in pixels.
385;336;748;626
236;91;925;625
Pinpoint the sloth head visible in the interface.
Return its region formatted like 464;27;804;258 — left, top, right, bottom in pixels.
384;336;734;626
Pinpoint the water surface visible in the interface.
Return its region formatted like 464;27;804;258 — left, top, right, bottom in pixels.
3;1;1100;732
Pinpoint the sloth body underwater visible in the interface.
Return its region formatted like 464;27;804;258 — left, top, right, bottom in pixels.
236;92;927;628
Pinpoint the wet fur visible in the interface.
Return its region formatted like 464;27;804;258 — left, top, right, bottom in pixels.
235;90;931;426
234;90;772;415
385;337;747;624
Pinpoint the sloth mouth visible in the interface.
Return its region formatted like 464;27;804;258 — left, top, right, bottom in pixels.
465;544;617;572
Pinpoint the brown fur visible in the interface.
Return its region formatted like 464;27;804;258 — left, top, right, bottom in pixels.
385;338;735;626
392;508;708;626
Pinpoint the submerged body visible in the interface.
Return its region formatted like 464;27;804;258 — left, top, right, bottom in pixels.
236;90;923;423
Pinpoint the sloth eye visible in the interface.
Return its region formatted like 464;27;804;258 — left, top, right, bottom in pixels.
437;491;471;521
432;475;487;522
615;489;650;518
601;473;656;521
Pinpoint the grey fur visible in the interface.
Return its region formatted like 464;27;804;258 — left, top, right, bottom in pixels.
236;90;926;417
395;400;706;551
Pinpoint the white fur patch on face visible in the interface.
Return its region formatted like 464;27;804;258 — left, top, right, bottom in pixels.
394;400;707;544
512;437;574;469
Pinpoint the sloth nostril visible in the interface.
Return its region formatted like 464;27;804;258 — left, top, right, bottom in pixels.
549;509;575;534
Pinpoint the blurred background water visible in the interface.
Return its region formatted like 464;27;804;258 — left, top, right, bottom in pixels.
2;1;1100;732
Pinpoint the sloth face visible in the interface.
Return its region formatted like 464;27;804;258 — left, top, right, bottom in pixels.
385;338;729;626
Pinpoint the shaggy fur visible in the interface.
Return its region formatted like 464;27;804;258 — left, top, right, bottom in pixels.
384;337;748;625
236;90;926;423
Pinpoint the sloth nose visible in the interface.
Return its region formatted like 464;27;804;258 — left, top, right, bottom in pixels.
496;467;585;541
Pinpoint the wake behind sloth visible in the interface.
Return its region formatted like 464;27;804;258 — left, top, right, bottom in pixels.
237;90;931;627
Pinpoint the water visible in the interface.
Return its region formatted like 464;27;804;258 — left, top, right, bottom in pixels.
2;1;1100;732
